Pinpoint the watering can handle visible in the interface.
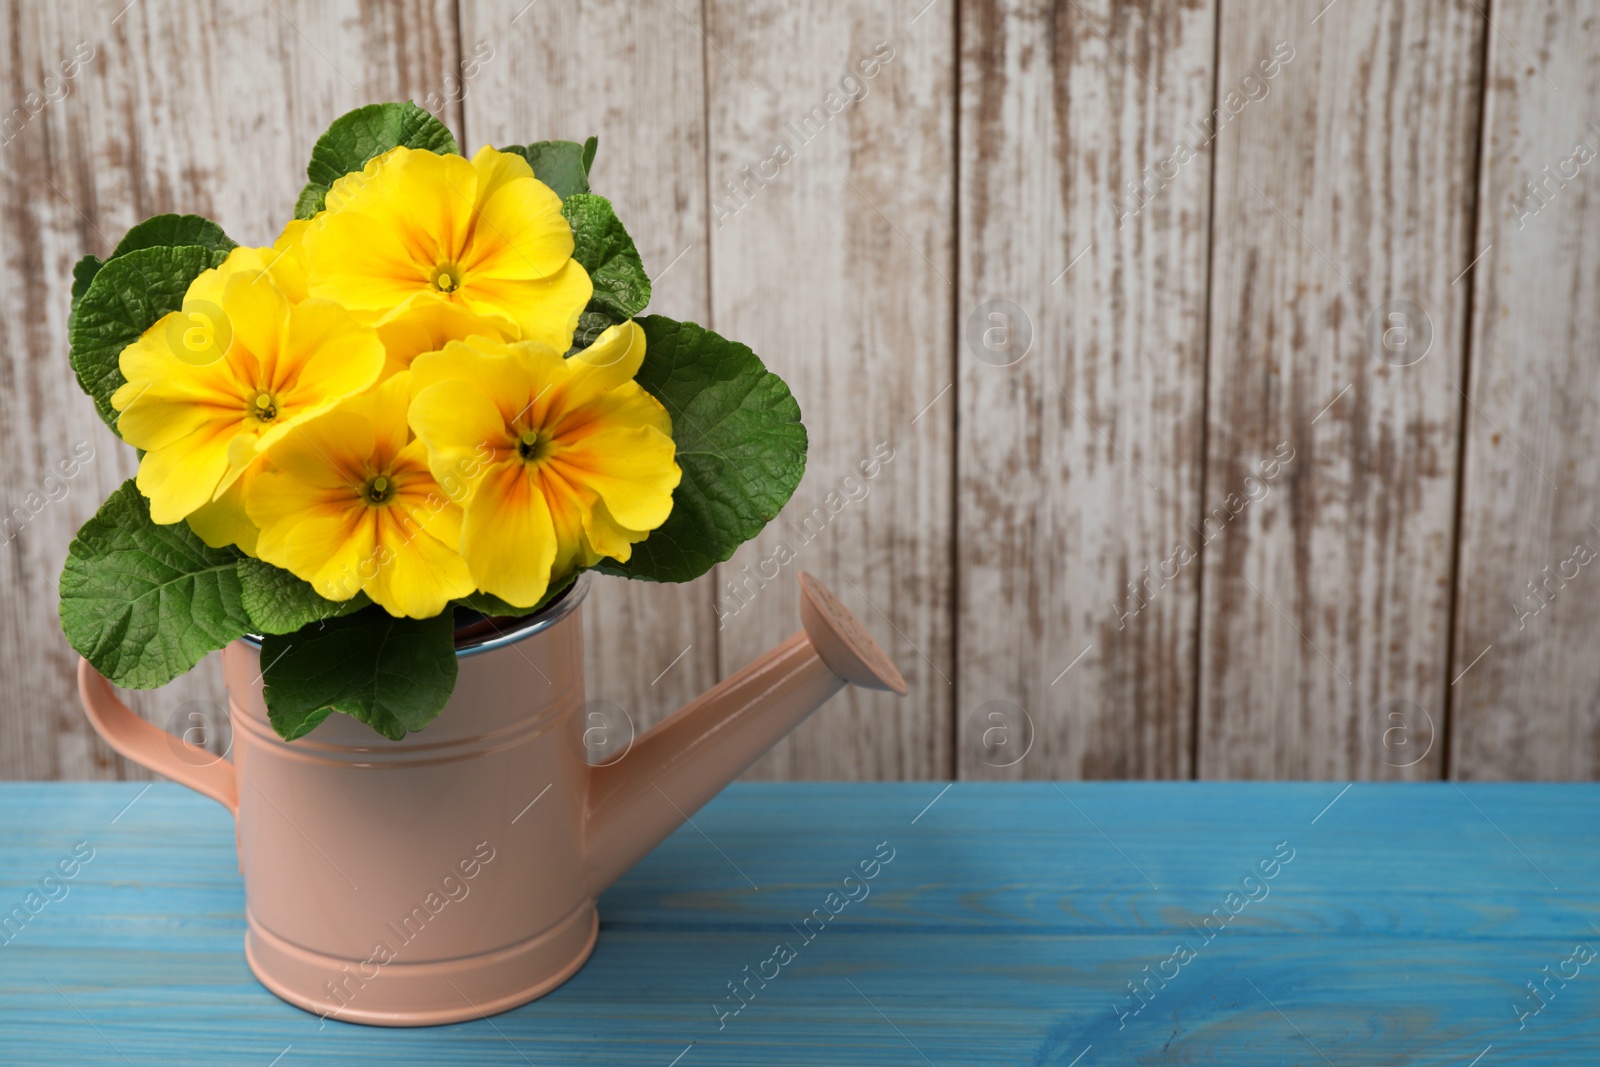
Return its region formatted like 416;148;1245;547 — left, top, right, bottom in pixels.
77;659;239;815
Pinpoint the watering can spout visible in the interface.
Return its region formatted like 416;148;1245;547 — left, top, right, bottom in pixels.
581;572;906;896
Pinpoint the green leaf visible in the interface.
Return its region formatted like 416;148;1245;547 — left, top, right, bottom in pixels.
571;310;618;352
563;193;651;335
453;571;577;618
236;557;370;635
70;255;103;314
501;138;594;200
59;481;252;689
69;244;231;430
293;181;330;220
302;101;459;194
109;214;237;260
597;316;807;583
74;214;237;320
258;608;459;741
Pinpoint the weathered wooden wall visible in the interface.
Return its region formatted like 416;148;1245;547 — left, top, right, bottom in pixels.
1451;0;1600;779
1;0;1594;782
1197;0;1483;779
956;0;1213;782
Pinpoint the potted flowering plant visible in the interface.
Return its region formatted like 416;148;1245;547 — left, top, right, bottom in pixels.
60;101;806;739
58;102;906;1025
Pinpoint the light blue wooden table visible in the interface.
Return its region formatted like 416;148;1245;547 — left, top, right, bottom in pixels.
1;782;1595;1064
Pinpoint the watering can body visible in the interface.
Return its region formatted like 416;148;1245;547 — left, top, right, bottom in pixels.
76;572;905;1026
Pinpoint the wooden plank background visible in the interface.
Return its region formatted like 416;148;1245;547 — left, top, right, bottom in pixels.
956;0;1213;782
1451;0;1600;779
1;0;1594;782
1197;0;1484;779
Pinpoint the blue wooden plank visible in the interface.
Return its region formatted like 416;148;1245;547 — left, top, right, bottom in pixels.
0;782;1596;1065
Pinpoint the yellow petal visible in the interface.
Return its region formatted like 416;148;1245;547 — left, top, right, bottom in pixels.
335;371;413;465
178;245;308;344
256;409;372;494
466;144;534;201
534;464;602;577
220;269;289;371
324;148;400;212
186;458;263;554
267;222;312;302
272;300;386;417
411;341;542;429
463;259;591;350
552;382;674;452
296;510;378;603
115;324;243;436
247;461;370;601
116;385;238;453
364;506;475;618
375;301;508;376
220;432;269;495
568;320;647;391
549;424;679;531
306;210;430;311
186;246;276;307
391;439;463;544
581;495;648;563
548;324;670;443
387;148;479;259
460;462;556;608
135;422;235;524
464;145;573;281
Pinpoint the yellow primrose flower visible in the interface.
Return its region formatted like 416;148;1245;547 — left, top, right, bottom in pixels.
111;255;385;543
296;145;593;351
408;321;680;609
177;238;313;551
245;373;475;618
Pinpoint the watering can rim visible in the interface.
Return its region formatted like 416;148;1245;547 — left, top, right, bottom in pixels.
233;573;592;659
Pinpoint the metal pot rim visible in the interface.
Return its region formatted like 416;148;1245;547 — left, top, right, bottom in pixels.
453;574;591;657
237;573;591;658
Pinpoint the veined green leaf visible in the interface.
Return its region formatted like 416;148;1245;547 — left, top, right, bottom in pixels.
69;244;230;430
237;557;370;636
109;214;236;260
59;481;251;688
501;136;596;200
258;607;458;741
563;192;651;348
596;316;807;583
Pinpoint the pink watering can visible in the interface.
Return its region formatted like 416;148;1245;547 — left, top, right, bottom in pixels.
76;572;905;1026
